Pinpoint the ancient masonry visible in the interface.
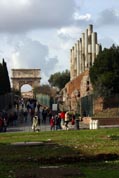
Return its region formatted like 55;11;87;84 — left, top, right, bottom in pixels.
11;69;41;91
70;24;101;80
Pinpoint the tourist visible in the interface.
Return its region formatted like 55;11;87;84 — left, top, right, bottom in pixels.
3;118;7;132
23;109;28;123
32;115;39;132
50;116;55;131
64;111;70;130
55;114;61;130
60;111;65;127
75;112;80;130
42;107;47;124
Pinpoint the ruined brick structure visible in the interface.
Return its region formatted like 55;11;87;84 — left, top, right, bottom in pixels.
61;25;101;115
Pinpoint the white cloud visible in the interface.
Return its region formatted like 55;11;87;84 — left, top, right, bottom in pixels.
11;52;20;68
114;9;119;17
10;37;59;82
73;12;91;21
0;35;59;84
0;0;30;5
96;8;119;27
57;26;82;41
0;0;76;33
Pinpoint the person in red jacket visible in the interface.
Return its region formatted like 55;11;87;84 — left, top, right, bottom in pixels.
50;116;55;131
60;111;65;127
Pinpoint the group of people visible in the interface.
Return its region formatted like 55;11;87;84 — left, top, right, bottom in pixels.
0;97;81;133
31;109;81;132
49;114;62;130
49;110;81;131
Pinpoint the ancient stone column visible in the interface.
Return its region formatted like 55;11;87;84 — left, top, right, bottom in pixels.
77;40;80;76
70;48;73;80
82;33;85;72
91;32;97;64
74;43;77;78
79;38;82;74
88;24;93;67
88;44;92;66
96;44;100;56
88;24;93;43
69;24;100;81
85;28;88;69
71;47;74;79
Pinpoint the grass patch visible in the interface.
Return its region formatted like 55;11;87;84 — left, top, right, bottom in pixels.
0;128;119;177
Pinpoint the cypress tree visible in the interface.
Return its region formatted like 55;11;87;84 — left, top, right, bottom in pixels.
0;63;5;94
0;59;11;95
2;58;11;93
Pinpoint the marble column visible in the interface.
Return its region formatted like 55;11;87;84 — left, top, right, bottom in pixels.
82;33;85;72
85;29;88;69
77;40;80;76
79;38;82;74
91;32;97;64
70;48;73;80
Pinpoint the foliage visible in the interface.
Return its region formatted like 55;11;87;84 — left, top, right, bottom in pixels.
48;69;70;90
90;44;119;98
2;59;11;93
0;63;4;94
34;84;51;95
12;88;21;96
34;84;57;97
0;59;11;95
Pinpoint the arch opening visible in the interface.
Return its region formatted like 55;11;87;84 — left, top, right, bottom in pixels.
21;84;33;99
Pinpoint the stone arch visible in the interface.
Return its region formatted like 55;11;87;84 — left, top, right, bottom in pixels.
11;69;41;91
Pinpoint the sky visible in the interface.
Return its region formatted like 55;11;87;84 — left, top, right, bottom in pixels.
0;0;119;91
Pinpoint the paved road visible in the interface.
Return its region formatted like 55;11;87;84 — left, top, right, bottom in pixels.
7;122;89;133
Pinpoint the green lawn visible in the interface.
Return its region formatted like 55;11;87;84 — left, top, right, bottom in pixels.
0;128;119;177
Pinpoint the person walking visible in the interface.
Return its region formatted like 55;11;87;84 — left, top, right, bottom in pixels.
23;109;28;123
64;111;70;130
32;115;39;132
60;111;65;127
55;114;61;130
3;118;7;132
75;112;80;130
42;107;47;124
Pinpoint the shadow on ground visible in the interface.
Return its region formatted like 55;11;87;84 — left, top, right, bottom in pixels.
16;167;84;178
0;141;119;178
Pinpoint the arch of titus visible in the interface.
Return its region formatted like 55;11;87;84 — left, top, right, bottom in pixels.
11;69;41;91
70;24;101;80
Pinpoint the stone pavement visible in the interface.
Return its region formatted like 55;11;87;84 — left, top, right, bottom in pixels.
7;113;89;133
